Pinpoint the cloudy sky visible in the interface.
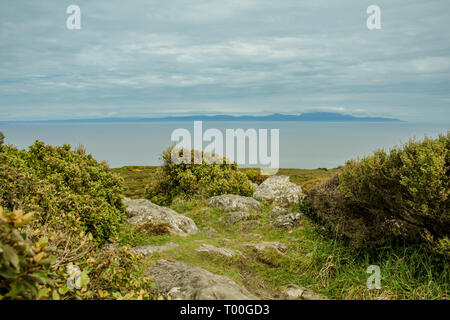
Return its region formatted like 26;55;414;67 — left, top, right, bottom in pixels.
1;0;449;122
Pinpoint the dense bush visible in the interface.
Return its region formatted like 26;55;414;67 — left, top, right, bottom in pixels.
0;206;154;300
0;207;55;299
308;133;449;253
146;147;255;205
0;140;125;242
244;168;269;185
0;135;154;300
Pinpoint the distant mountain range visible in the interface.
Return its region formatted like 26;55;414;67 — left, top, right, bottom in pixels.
0;112;402;124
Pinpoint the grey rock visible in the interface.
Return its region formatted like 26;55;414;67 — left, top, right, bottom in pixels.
253;175;302;205
131;242;179;256
147;259;259;300
268;206;290;218
208;194;261;213
124;198;199;236
202;226;220;238
236;220;263;231
281;284;327;300
242;242;288;253
195;244;238;258
273;213;303;229
225;211;251;225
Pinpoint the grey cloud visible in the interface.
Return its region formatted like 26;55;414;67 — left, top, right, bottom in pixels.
0;0;449;122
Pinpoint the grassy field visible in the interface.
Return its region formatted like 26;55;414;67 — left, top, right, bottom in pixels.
112;166;340;199
112;165;448;300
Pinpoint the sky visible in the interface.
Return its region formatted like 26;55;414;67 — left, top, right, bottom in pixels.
0;0;449;122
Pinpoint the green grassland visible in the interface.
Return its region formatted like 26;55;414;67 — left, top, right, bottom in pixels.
112;166;340;199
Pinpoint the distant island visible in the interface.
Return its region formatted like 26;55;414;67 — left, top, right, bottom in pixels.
0;112;402;124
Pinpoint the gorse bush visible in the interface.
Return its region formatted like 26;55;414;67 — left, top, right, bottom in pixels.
0;206;154;300
244;168;268;185
146;147;255;205
0;140;125;242
308;133;450;254
0;135;154;300
0;207;55;299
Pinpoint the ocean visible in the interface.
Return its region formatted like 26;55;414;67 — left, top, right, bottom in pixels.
0;121;448;169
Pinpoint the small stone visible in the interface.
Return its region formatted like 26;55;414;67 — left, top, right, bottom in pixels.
273;213;303;229
268;206;290;218
281;284;327;300
195;244;238;258
130;242;179;256
236;220;262;231
225;211;251;225
242;242;288;253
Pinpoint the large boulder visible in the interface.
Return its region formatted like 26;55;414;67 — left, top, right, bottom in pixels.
147;259;259;300
208;194;261;213
124;198;199;236
253;175;302;205
273;213;303;229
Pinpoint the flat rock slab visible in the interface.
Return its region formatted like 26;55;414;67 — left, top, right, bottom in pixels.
147;259;259;300
273;213;303;229
195;244;238;258
131;242;179;256
124;198;199;236
208;194;261;213
242;242;288;253
253;175;302;206
281;284;328;300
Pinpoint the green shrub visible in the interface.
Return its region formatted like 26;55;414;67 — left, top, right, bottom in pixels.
244;168;269;184
0;140;125;242
146;147;255;205
0;132;4;146
0;206;154;300
308;133;449;253
0;207;55;299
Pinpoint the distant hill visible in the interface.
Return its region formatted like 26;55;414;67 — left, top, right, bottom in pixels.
0;112;402;124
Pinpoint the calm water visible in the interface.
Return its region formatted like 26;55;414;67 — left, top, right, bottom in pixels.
0;122;448;169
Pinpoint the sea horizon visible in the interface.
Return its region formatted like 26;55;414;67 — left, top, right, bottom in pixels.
1;121;447;170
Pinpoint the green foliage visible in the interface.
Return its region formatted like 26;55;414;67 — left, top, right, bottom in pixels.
308;133;450;252
50;245;154;300
0;207;55;299
0;140;125;242
0;132;4;146
146;147;255;205
243;168;268;184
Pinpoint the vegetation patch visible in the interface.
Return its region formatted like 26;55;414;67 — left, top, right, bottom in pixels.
308;133;449;254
